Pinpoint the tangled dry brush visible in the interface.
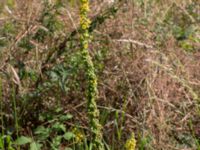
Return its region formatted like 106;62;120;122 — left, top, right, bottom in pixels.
0;0;200;149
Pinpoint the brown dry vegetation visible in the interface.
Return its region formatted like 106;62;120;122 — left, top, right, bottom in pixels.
0;0;200;149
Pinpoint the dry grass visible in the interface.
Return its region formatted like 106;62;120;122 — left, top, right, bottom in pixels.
0;0;200;149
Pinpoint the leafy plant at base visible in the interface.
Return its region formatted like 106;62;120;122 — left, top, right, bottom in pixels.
14;108;74;150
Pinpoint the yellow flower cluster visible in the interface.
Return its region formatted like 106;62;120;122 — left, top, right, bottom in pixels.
125;133;136;150
72;128;85;143
80;0;90;31
80;2;89;12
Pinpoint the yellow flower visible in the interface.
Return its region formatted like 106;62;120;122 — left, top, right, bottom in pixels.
81;3;90;12
125;133;136;150
72;128;85;143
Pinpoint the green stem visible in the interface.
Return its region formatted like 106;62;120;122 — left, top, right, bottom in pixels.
0;78;5;150
12;84;19;150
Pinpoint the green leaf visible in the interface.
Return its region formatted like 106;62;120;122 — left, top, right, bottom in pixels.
34;126;50;141
30;142;42;150
63;132;75;141
14;136;32;145
0;135;4;148
52;122;66;132
59;114;73;121
51;136;63;149
5;135;15;150
55;107;63;113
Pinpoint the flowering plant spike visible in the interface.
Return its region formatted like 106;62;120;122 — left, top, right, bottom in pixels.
80;0;104;149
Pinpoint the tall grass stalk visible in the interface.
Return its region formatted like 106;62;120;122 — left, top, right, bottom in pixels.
79;0;104;149
11;83;19;150
0;77;5;150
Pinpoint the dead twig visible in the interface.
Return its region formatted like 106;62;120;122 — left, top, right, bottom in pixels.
113;39;154;49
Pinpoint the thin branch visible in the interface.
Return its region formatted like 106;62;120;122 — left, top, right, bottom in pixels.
113;38;154;49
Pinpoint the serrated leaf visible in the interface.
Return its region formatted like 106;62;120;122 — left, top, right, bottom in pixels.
52;122;66;132
63;132;75;141
14;136;32;145
30;142;42;150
